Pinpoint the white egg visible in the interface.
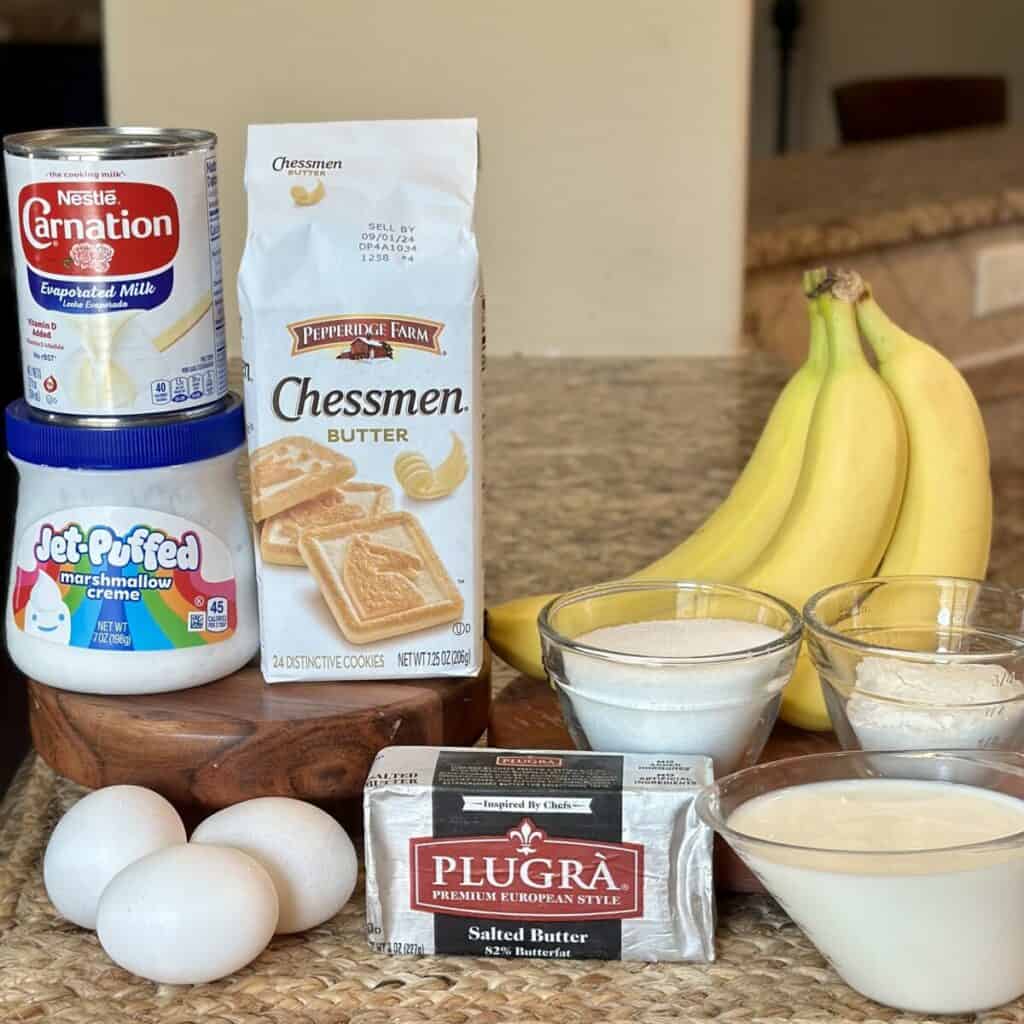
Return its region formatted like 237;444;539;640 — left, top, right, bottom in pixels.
97;844;278;984
191;797;357;933
44;784;186;929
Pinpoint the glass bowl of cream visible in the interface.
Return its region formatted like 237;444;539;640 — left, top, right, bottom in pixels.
538;580;802;773
804;576;1024;751
697;749;1024;1013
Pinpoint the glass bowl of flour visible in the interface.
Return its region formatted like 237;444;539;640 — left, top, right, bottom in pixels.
538;580;802;774
805;576;1024;751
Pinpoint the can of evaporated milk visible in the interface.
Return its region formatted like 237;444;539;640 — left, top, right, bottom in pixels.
3;127;228;417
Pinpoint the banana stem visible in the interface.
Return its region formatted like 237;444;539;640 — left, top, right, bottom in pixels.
817;288;865;370
854;290;907;364
802;267;829;297
806;298;828;373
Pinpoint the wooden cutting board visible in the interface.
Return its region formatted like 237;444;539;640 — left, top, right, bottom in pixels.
488;671;839;893
29;647;491;829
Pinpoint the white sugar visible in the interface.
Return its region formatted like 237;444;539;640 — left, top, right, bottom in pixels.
577;618;782;659
559;618;789;773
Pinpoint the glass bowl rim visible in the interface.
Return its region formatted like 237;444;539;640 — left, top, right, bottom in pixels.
538;579;803;670
695;749;1024;858
803;574;1024;665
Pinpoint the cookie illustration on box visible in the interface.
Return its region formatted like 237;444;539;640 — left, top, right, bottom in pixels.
260;482;393;566
298;511;463;644
249;437;355;521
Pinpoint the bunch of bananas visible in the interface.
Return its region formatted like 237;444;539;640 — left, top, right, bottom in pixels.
486;267;992;731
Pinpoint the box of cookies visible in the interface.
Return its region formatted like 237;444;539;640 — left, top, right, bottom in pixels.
238;120;482;681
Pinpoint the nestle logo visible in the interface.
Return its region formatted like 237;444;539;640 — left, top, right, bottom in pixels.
18;182;179;278
286;315;444;358
496;756;563;768
409;817;644;921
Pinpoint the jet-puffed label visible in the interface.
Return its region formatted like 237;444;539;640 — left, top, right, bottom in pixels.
11;507;237;651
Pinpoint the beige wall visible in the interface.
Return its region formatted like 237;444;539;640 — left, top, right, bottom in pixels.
750;0;1024;156
104;0;752;358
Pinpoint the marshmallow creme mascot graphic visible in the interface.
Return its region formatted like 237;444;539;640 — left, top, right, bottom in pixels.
24;571;72;645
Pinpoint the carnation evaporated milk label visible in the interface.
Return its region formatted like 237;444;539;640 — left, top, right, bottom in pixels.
11;508;237;651
4;128;228;415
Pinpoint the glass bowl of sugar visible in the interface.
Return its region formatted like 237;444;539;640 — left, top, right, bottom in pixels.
538;580;802;774
805;576;1024;751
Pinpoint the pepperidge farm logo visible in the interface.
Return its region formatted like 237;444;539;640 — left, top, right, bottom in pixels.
286;315;445;360
408;818;645;921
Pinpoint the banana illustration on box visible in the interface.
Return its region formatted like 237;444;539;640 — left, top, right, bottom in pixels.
487;267;993;736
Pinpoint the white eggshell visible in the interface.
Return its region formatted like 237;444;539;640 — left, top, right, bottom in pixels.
44;785;186;929
97;844;278;984
191;797;357;933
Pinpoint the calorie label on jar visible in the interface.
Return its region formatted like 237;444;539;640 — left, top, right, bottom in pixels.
4;142;228;416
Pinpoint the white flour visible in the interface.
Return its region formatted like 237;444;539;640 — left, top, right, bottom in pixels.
846;657;1024;750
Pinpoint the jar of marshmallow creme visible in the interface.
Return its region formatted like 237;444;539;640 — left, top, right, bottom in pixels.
4;395;258;694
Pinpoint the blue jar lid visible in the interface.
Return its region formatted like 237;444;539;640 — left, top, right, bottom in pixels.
5;395;245;470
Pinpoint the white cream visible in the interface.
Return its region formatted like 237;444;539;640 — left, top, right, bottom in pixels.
558;619;788;773
728;779;1024;1013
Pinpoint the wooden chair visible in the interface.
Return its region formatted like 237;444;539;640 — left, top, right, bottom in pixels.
834;75;1007;144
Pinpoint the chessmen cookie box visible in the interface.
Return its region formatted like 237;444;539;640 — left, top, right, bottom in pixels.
239;119;483;682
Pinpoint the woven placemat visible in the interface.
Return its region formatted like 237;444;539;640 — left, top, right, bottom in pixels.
0;748;1019;1024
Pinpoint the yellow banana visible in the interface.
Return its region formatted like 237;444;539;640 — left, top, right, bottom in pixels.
486;298;829;680
738;269;908;730
855;280;992;578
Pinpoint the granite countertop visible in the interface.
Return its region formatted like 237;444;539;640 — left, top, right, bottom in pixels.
484;354;1024;608
747;127;1024;271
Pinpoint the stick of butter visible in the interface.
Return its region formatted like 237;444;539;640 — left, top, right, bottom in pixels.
363;746;716;962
